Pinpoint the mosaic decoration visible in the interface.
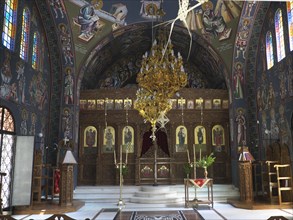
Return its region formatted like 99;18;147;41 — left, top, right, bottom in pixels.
0;51;12;100
64;67;74;105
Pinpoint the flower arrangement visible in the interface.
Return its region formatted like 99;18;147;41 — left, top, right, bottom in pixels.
196;152;216;168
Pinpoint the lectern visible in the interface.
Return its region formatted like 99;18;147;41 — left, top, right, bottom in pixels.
60;150;77;206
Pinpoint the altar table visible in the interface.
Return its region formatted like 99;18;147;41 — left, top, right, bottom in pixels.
184;178;213;208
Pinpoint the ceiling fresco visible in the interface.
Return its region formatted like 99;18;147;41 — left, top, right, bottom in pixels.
61;0;244;90
80;23;227;90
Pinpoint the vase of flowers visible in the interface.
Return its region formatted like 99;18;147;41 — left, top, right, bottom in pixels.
196;153;216;179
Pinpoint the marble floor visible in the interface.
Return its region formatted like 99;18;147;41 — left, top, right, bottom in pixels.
9;201;293;220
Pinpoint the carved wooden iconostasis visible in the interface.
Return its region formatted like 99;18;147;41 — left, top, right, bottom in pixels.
78;88;230;185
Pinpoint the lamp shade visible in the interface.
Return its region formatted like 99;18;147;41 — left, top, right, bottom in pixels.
62;150;77;164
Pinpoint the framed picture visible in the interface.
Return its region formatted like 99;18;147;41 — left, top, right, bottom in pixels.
105;99;114;110
124;98;132;109
103;126;115;153
171;99;177;109
213;99;221;109
187;100;194;109
84;126;97;147
87;100;96;110
175;125;188;152
122;126;134;153
80;100;87;110
195;98;204;109
178;98;186;110
97;99;105;110
212;125;225;152
205;99;212;109
222;100;229;109
194;126;206;145
115;99;123;110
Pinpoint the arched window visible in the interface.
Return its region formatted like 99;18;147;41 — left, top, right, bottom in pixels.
266;31;274;70
32;32;40;70
287;1;293;51
0;107;15;209
1;0;18;51
275;9;286;61
20;7;30;61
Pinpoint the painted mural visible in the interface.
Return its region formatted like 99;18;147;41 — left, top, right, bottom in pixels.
255;2;293;160
59;0;244;73
0;2;51;162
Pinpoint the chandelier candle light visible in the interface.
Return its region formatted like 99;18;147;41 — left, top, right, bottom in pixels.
134;34;187;141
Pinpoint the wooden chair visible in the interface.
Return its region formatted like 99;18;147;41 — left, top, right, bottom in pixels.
274;164;293;205
262;161;279;202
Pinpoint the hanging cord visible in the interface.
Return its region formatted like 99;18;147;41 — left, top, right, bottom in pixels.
181;97;184;125
104;98;108;129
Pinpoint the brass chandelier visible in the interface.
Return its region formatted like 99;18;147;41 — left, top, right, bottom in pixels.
134;32;187;141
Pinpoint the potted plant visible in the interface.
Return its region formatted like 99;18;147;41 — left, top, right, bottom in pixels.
196;153;216;178
183;163;192;179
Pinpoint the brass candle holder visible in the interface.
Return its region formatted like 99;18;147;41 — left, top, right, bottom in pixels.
114;144;128;207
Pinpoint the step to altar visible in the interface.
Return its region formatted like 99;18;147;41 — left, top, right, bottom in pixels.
73;184;240;204
129;186;182;204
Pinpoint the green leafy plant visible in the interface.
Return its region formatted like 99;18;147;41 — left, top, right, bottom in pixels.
122;165;128;176
196;153;216;168
183;163;192;175
116;165;129;176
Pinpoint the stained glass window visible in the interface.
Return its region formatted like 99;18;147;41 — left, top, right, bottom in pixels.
32;32;40;70
0;107;15;209
20;7;30;61
2;0;18;51
266;32;274;70
275;9;286;61
287;1;293;51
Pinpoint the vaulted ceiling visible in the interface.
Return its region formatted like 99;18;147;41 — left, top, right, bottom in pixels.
80;22;227;90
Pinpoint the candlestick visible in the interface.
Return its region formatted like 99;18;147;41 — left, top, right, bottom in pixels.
114;149;117;165
187;149;190;164
193;144;196;164
125;147;128;165
199;148;202;161
120;145;122;163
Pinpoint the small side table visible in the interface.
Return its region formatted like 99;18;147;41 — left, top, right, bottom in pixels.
184;178;213;208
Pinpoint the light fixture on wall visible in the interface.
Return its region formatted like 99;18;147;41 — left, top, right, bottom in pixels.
134;30;187;141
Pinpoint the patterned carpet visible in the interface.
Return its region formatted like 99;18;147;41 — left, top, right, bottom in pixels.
114;210;204;220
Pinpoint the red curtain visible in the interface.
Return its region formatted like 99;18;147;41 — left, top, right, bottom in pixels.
141;127;170;157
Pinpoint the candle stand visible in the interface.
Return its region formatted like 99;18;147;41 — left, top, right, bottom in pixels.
114;145;128;207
